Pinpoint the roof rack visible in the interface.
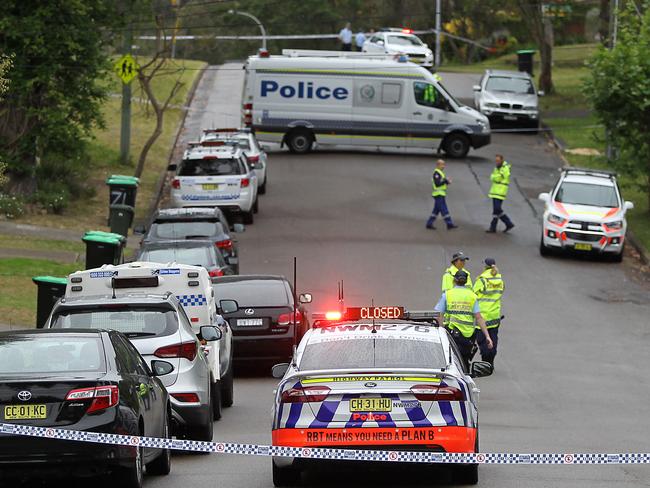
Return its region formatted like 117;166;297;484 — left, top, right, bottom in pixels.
562;167;617;178
281;49;407;62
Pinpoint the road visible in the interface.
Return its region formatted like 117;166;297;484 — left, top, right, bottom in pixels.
33;63;650;487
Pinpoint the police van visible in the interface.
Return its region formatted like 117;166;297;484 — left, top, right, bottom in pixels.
242;49;490;157
64;262;234;416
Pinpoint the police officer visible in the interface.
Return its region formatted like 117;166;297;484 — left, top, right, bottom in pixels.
339;22;353;51
426;159;457;230
486;154;515;233
473;258;504;366
441;251;472;292
435;270;493;367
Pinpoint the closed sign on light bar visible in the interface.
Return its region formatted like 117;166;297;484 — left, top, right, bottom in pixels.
345;307;404;320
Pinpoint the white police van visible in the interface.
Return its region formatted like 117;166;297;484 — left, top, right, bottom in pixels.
242;50;490;157
65;262;234;415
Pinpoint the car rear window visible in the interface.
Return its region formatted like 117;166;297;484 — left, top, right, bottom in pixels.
179;158;245;176
0;335;106;374
140;246;214;268
213;280;289;307
52;307;178;339
151;221;223;239
299;338;446;370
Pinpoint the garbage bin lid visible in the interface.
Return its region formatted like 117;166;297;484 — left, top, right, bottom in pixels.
32;276;68;285
82;233;124;245
83;230;127;242
109;204;135;213
106;175;140;186
516;49;536;54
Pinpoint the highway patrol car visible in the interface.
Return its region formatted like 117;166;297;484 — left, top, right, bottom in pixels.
270;306;493;486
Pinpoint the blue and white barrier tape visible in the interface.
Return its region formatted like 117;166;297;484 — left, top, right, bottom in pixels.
1;422;647;465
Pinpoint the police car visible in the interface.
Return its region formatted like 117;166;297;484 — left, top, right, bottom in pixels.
200;128;268;195
270;306;493;486
362;28;434;67
169;142;258;224
538;168;634;262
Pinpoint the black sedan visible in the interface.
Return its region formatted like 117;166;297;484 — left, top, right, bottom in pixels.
212;275;312;363
0;329;172;487
136;240;236;277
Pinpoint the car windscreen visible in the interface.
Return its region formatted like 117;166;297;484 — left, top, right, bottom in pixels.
151;221;223;239
387;35;423;46
299;338;446;370
52;307;178;338
140;246;214;268
555;182;619;208
213;280;289;307
485;76;534;94
0;335;106;374
179;158;244;176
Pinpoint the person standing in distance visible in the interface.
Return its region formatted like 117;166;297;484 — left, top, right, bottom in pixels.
355;30;366;51
473;258;504;367
442;251;472;292
426;159;458;230
486;154;515;233
339;23;353;51
434;270;493;367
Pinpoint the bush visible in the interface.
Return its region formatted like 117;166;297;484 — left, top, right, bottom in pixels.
33;184;70;215
0;193;25;219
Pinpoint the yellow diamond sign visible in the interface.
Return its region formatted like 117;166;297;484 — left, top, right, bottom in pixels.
114;54;139;84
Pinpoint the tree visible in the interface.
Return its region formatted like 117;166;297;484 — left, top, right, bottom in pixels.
584;4;650;209
515;0;554;94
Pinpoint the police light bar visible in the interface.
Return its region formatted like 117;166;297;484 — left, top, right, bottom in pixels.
112;276;159;289
402;28;413;34
201;141;226;147
203;128;239;133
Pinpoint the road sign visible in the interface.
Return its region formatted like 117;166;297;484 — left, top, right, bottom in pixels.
114;54;139;84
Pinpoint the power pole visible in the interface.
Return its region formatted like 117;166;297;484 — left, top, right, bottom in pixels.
170;0;180;59
120;25;132;165
435;0;442;68
606;0;619;161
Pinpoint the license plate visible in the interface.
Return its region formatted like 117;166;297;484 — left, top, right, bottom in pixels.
202;183;219;190
503;115;517;121
349;398;392;412
4;404;47;420
574;243;593;251
237;318;263;327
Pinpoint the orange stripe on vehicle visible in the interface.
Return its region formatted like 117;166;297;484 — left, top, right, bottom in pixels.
554;202;569;216
604;207;619;218
272;426;476;453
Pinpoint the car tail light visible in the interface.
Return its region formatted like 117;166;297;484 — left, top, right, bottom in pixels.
241;178;250;188
201;141;225;147
247;155;260;168
278;310;303;326
281;386;330;403
216;239;233;251
203;155;218;160
171;179;180;189
66;385;119;414
243;103;253;126
171;393;200;403
154;342;197;361
410;385;465;401
208;268;224;277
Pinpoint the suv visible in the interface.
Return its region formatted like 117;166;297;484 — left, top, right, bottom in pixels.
362;28;433;67
473;69;543;128
538;168;634;261
47;293;217;441
169;144;258;224
137;240;236;277
138;207;242;274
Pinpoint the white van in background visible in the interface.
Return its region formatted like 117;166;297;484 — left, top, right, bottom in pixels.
242;50;490;157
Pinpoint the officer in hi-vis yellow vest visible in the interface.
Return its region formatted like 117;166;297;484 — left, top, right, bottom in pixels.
426;159;458;230
434;270;493;366
486;154;515;233
473;258;504;367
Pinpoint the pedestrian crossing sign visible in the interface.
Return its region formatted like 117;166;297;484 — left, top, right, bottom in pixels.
114;54;139;84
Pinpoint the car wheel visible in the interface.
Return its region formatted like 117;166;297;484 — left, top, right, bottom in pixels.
114;441;144;488
146;408;172;476
221;359;234;408
272;460;301;487
539;235;551;257
242;209;254;225
211;380;222;420
443;133;470;158
611;244;625;263
187;393;213;442
259;180;267;195
286;129;313;154
253;197;259;214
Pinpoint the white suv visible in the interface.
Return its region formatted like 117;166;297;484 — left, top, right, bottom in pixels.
362;28;433;67
169;144;258;224
538;168;634;261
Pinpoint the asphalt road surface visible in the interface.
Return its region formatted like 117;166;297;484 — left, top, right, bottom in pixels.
29;64;650;487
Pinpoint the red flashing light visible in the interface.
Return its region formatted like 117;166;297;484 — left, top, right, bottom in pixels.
209;268;224;277
154;341;197;361
201;141;226;147
240;178;250;188
171;178;180;189
203;155;219;160
325;311;342;321
402;28;413;34
258;49;270;58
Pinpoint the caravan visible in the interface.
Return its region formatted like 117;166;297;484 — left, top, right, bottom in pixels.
242;50;490;157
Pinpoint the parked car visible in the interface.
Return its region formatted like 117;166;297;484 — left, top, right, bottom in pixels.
137;240;236;277
212;275;312;364
473;69;543;128
362;28;433;67
0;329;171;487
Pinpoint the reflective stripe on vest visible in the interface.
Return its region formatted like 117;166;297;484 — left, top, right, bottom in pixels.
474;272;504;328
488;162;511;200
445;288;478;338
432;168;447;197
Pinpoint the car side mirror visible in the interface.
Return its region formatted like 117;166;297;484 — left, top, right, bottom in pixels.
133;224;146;235
469;361;493;378
167;163;177;172
271;363;290;379
299;293;312;304
226;256;239;267
232;223;245;233
219;299;238;314
472;85;481;92
377;40;384;46
538;192;550;203
625;201;634;210
200;325;222;342
150;360;174;376
537;90;545;97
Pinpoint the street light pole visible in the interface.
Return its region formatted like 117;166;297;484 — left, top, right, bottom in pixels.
435;0;442;67
228;9;267;50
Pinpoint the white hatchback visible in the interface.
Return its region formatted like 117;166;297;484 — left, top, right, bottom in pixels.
538;168;634;261
362;29;433;67
169;145;258;224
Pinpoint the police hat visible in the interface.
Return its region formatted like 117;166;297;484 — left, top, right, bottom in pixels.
451;251;469;263
484;257;496;266
454;270;469;282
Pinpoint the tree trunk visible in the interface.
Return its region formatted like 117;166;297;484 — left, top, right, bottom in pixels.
539;18;554;94
134;110;162;179
599;0;610;46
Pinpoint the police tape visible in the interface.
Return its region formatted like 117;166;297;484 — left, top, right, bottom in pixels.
1;422;648;465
